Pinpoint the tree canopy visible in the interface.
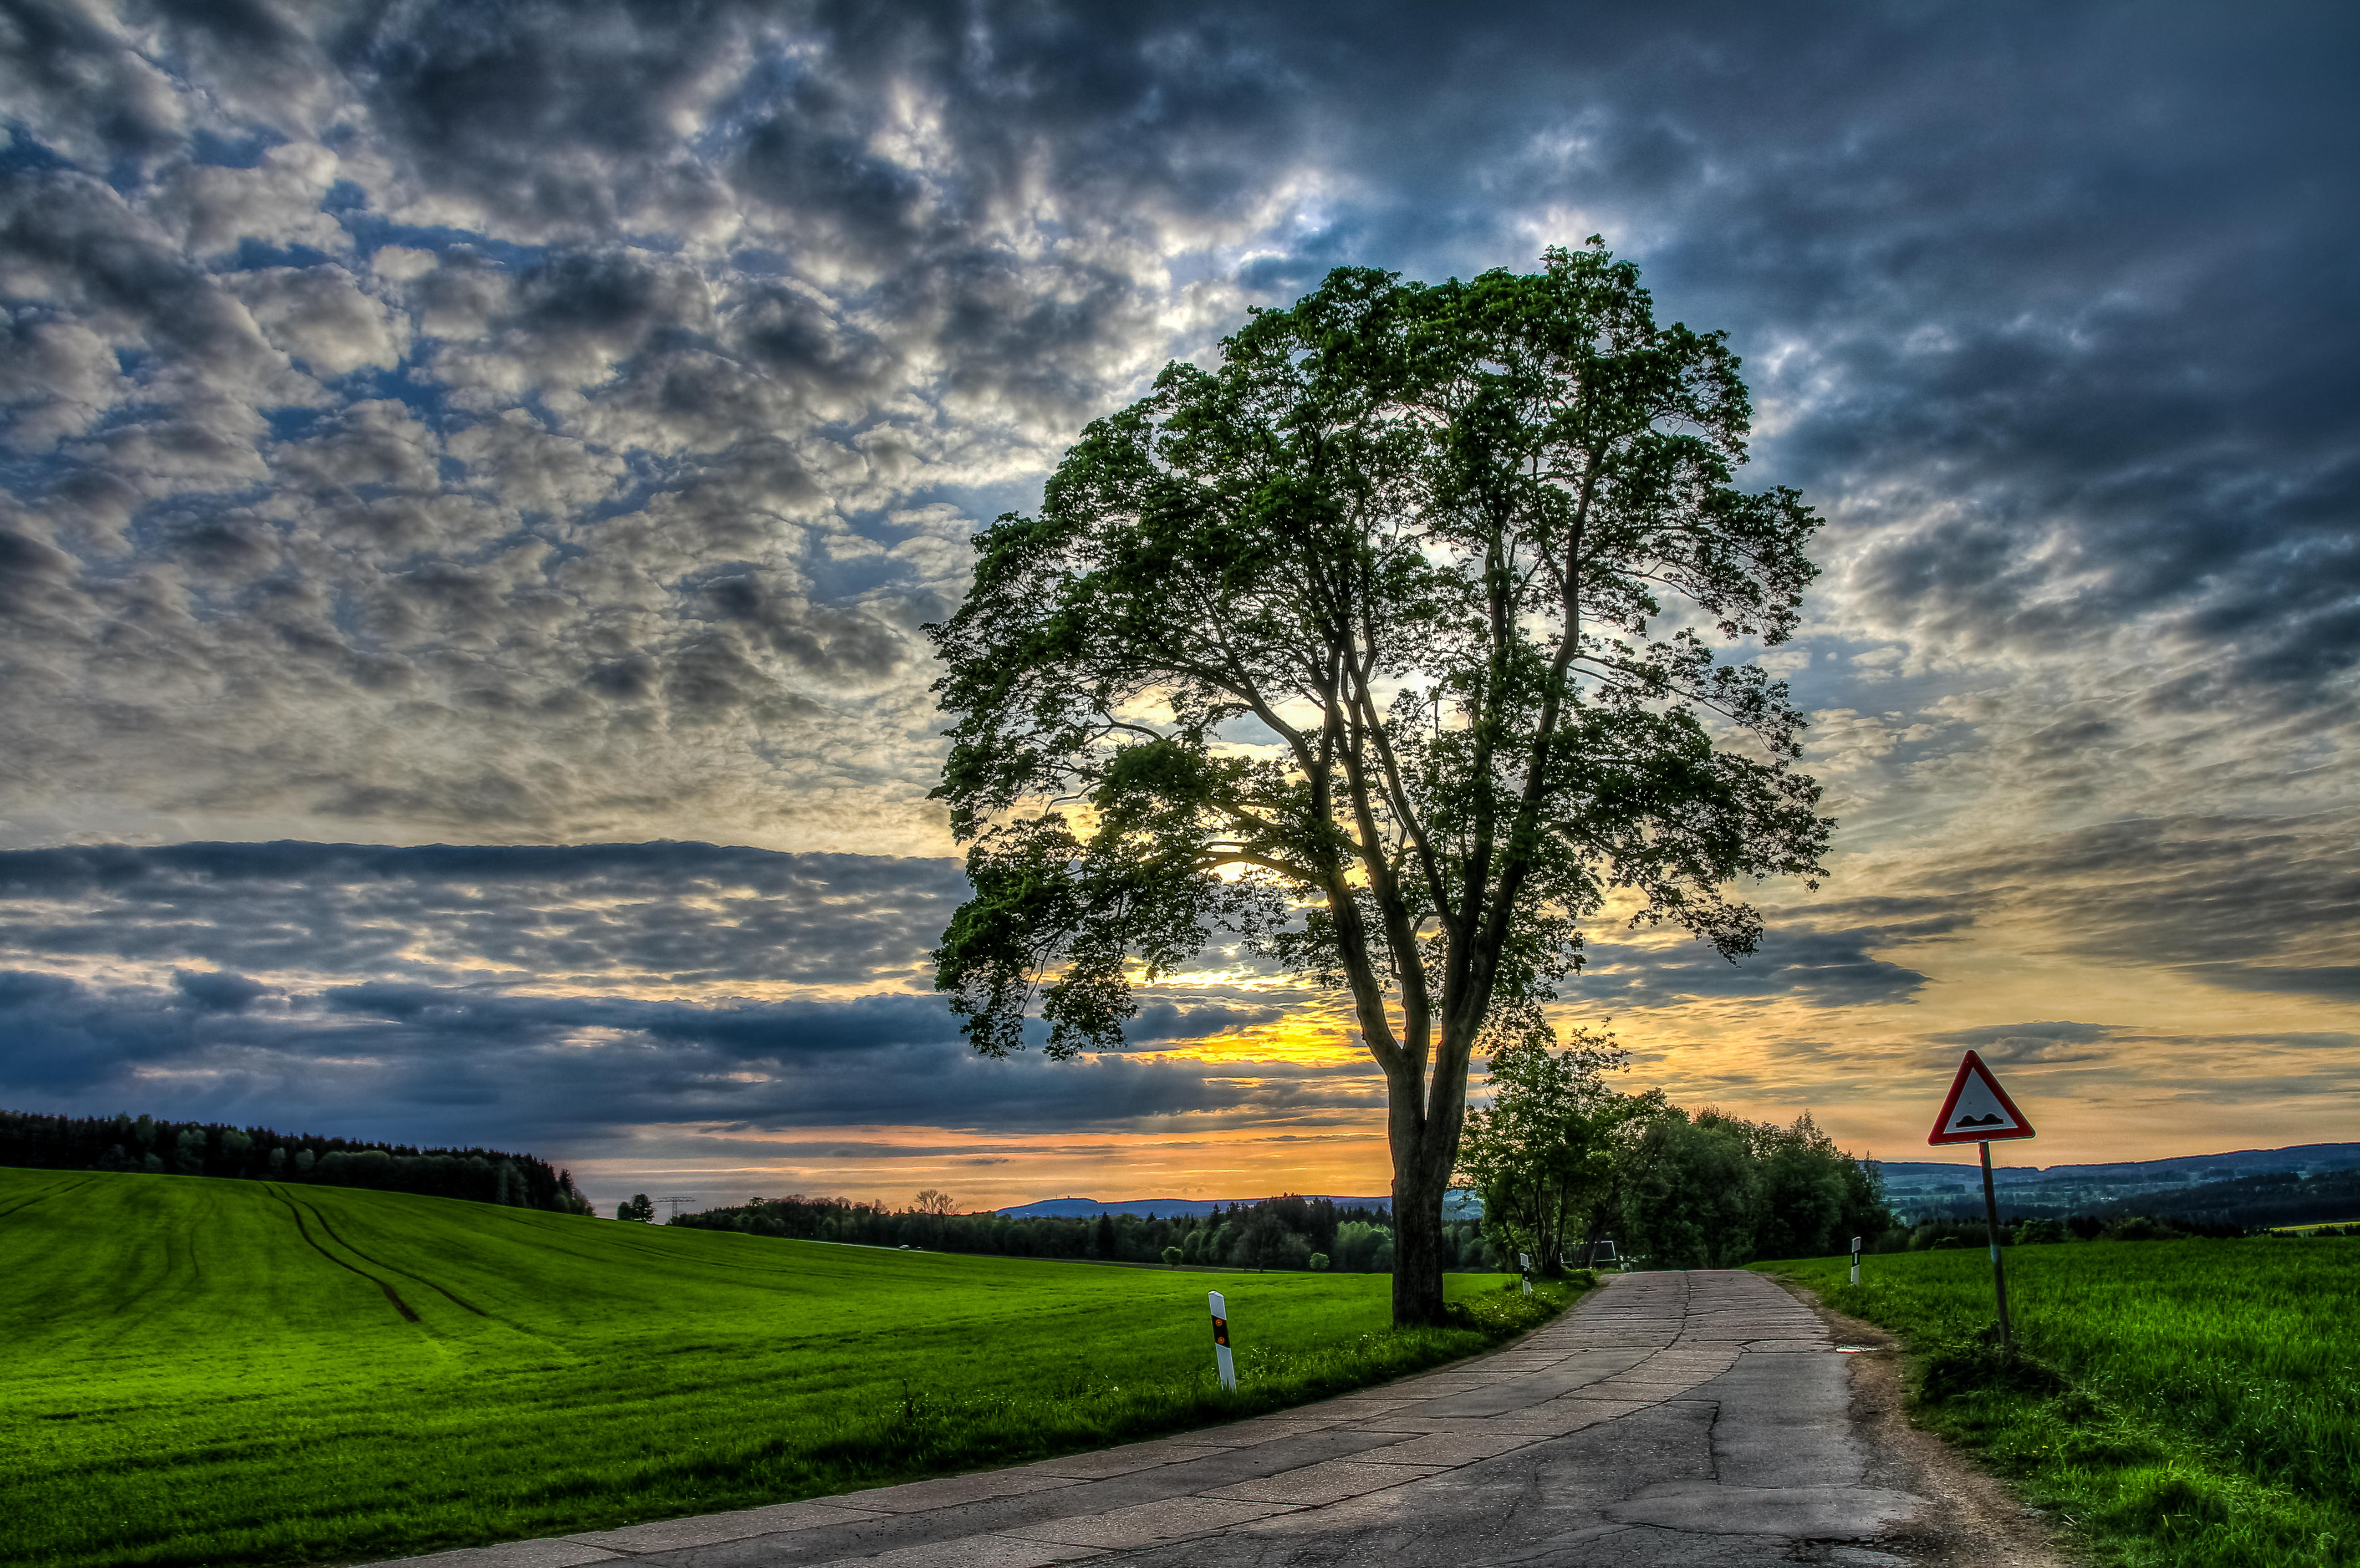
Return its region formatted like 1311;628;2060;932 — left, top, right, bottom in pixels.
926;241;1830;1324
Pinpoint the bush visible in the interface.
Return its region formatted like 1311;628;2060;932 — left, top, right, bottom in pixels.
1161;1247;1183;1267
1914;1338;2069;1406
2102;1215;2184;1242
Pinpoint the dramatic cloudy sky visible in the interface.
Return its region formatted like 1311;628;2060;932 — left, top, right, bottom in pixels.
3;0;2355;1210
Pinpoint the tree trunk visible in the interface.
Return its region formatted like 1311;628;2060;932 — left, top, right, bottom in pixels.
1390;1124;1454;1327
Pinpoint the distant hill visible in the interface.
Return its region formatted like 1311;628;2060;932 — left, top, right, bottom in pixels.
1878;1141;2360;1223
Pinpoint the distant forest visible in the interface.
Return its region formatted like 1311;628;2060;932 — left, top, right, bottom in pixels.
0;1108;593;1214
1910;1165;2360;1234
665;1191;1513;1273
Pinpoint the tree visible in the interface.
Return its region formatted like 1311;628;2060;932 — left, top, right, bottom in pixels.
1453;1028;1668;1275
619;1192;655;1222
927;243;1828;1326
912;1189;957;1216
1619;1114;1763;1267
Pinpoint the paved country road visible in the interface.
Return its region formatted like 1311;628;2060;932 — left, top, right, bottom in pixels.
365;1271;2068;1568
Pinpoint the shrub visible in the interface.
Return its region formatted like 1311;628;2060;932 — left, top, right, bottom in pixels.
1914;1339;2068;1406
2102;1215;2183;1242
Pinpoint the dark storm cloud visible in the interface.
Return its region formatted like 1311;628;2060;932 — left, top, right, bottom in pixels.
1575;912;1959;1011
1925;1020;2120;1066
0;841;1318;1142
1915;810;2360;1002
0;961;1305;1141
0;838;1931;1147
0;840;968;987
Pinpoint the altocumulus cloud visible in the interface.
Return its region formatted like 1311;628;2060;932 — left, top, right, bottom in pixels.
0;0;2352;867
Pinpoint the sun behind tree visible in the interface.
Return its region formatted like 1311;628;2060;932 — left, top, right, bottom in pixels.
926;242;1830;1327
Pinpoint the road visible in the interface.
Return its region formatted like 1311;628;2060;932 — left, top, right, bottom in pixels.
369;1269;2063;1568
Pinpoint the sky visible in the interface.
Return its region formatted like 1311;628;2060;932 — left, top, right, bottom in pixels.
2;0;2355;1214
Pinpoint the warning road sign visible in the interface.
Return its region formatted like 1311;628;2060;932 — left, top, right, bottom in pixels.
1927;1049;2036;1145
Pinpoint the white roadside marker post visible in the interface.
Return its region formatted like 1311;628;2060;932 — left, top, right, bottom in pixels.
1518;1252;1532;1295
1208;1290;1236;1391
1850;1235;1861;1286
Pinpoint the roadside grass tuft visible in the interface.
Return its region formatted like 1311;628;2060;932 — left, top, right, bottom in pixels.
1754;1242;2359;1567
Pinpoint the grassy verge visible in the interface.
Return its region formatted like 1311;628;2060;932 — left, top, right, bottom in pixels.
1;1168;1578;1568
1753;1240;2359;1567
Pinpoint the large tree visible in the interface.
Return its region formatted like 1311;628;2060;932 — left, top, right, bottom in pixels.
926;243;1829;1326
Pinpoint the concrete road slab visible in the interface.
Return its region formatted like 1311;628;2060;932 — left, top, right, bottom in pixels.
1203;1457;1450;1505
566;1502;882;1553
1604;1481;1932;1538
807;1534;1107;1568
1356;1430;1544;1466
845;1469;1088;1513
1005;1497;1297;1548
1025;1443;1228;1479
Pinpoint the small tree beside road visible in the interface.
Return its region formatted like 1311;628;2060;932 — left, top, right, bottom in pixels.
1454;1029;1669;1275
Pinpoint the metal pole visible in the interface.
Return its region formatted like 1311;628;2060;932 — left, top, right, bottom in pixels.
1979;1140;2012;1349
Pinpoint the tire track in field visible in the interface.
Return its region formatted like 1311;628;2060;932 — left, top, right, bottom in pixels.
0;1175;93;1221
295;1199;494;1319
264;1187;419;1324
488;1208;794;1275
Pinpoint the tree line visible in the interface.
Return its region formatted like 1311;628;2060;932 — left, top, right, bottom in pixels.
1455;1032;1892;1272
0;1107;593;1213
666;1190;1526;1273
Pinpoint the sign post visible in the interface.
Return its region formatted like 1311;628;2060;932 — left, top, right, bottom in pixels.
1518;1252;1532;1296
1927;1049;2037;1349
1207;1290;1236;1391
1849;1235;1861;1287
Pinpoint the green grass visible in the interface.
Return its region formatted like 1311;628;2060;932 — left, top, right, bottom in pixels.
1753;1239;2360;1567
0;1168;1571;1568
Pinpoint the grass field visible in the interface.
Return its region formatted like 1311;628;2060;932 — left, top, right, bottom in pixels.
1;1168;1561;1568
1755;1239;2360;1568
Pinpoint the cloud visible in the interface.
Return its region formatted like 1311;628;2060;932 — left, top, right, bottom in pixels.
1906;810;2360;995
0;841;970;991
0;841;1342;1153
1925;1020;2120;1065
1576;912;1958;1011
0;4;2355;1188
0;963;1360;1146
0;1;2349;864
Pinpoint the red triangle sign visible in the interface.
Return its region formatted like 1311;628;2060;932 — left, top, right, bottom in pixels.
1927;1049;2037;1145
